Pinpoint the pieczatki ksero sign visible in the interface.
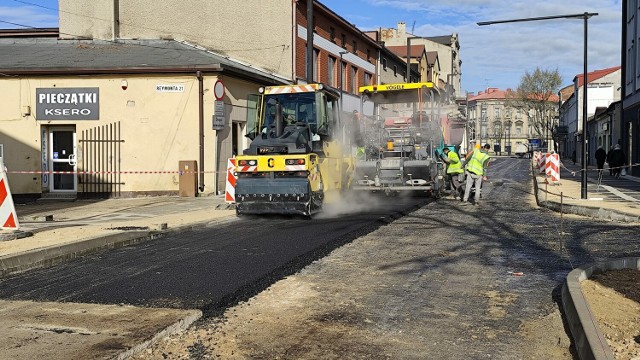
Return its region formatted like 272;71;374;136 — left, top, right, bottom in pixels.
36;87;100;120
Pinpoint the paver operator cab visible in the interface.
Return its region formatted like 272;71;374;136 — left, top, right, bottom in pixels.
235;84;354;217
354;82;445;196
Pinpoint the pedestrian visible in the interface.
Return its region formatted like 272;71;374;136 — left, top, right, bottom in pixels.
440;147;464;199
607;144;626;178
462;143;491;206
594;146;607;174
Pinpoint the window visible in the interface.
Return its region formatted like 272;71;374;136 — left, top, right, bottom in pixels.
341;61;347;90
328;56;336;87
341;34;346;48
350;66;357;93
364;72;372;86
352;40;357;54
366;49;370;62
313;49;319;82
495;108;501;118
382;58;387;70
393;65;397;76
330;27;335;42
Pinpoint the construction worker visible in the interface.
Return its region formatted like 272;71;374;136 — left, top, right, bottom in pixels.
441;147;464;199
462;143;491;206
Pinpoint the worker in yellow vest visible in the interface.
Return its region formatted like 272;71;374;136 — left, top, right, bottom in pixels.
441;147;464;199
462;143;491;206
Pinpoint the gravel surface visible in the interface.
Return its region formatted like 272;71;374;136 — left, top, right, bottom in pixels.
127;158;638;359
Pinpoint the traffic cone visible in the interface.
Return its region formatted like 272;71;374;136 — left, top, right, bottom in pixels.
0;159;20;230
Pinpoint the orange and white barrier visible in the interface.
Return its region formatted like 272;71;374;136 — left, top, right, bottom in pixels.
533;151;546;173
533;151;541;167
545;153;560;183
0;159;19;229
225;158;236;203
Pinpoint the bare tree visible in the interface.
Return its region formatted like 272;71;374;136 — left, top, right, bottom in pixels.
507;68;561;150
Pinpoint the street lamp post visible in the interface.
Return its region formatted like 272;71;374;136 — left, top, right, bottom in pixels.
478;12;598;199
339;50;348;112
406;36;419;82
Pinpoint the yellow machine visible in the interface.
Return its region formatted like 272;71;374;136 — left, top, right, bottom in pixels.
235;84;353;216
354;82;445;195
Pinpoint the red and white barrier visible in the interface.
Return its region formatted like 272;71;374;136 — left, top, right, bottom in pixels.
225;158;236;203
545;153;560;183
533;151;546;173
0;159;19;229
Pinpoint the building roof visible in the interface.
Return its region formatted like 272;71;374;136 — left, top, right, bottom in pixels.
469;87;559;102
425;35;453;46
0;28;58;38
468;88;514;101
426;51;438;66
386;44;426;59
0;37;288;83
575;66;621;87
559;84;574;102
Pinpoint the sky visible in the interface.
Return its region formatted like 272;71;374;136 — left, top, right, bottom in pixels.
0;0;622;94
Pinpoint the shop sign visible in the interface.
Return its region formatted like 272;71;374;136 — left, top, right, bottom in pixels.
36;88;100;120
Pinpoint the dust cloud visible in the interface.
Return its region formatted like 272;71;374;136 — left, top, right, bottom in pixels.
315;191;385;219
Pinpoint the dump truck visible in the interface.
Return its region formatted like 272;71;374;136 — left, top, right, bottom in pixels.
353;82;445;196
234;83;354;216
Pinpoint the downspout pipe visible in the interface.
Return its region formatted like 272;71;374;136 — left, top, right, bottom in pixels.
112;0;119;41
306;0;314;83
197;71;205;193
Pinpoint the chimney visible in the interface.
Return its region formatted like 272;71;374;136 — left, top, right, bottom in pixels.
398;22;406;37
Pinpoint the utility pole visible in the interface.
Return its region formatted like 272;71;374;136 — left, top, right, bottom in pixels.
406;36;419;82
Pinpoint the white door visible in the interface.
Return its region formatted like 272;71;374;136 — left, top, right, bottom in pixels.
49;127;77;192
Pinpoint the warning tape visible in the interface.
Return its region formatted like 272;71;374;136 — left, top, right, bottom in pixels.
560;162;640;175
7;170;224;175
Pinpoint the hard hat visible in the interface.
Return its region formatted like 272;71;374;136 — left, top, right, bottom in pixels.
474;143;481;149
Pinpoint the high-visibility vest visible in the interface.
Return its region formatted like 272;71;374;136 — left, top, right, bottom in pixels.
446;151;464;174
466;149;489;175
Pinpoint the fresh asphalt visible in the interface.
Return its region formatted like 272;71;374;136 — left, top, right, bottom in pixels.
0;195;430;317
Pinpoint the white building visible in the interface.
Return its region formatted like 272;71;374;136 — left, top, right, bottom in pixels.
560;66;621;163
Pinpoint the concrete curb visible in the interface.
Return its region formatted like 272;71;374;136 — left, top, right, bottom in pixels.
115;309;203;360
539;200;640;223
0;215;236;277
533;174;640;223
561;257;640;360
531;166;634;359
